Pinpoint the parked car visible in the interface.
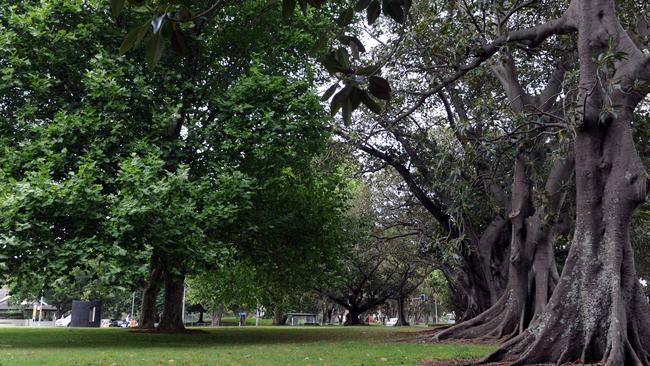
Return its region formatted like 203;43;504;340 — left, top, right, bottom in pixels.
385;317;398;326
101;319;128;328
55;314;71;327
110;319;128;328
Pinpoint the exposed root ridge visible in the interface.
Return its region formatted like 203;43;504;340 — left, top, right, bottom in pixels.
477;248;650;366
432;288;524;343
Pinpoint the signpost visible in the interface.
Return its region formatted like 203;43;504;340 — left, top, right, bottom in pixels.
130;292;135;321
182;287;186;325
38;296;44;326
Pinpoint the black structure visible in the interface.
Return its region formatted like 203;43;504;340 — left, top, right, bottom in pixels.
70;300;102;327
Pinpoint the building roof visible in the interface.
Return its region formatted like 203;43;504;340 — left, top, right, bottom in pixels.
0;288;10;304
0;288;57;311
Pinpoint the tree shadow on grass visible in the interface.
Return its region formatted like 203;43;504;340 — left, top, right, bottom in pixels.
0;326;402;349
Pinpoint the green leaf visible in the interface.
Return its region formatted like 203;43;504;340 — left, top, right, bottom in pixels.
368;76;391;100
382;0;405;23
356;64;380;76
151;14;166;34
170;24;189;57
361;90;383;113
119;24;150;55
367;0;381;25
145;32;165;70
330;85;351;117
320;51;347;73
319;48;354;73
341;96;352;125
334;47;350;69
355;0;372;11
337;8;355;27
349;86;362;111
110;0;125;18
321;83;339;101
346;36;366;58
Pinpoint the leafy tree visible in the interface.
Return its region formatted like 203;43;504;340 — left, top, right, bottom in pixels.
185;254;259;325
481;2;650;361
325;178;434;325
5;266;127;319
111;0;397;123
420;270;453;323
0;0;196;302
109;0;650;362
325;215;397;325
366;169;436;326
1;0;349;332
107;153;251;329
336;0;650;363
0;163;117;297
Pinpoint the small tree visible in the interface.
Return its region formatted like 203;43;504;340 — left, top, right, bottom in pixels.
185;255;259;326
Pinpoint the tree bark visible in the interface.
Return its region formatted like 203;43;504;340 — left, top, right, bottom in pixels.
396;296;410;326
350;139;508;319
435;152;573;342
432;15;572;340
486;110;650;365
344;309;364;326
198;308;204;324
210;303;224;326
321;305;333;325
140;254;163;329
482;1;650;363
157;270;185;330
272;308;287;326
460;243;507;320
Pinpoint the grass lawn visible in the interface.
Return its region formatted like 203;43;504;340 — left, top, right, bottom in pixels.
0;326;495;366
217;317;273;326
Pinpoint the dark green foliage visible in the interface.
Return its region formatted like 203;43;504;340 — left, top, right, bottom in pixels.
0;0;349;311
111;0;402;126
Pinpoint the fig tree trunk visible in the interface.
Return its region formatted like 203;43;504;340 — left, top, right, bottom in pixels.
323;306;333;325
485;105;650;366
482;1;650;363
157;270;185;331
438;227;510;322
396;296;410;326
272;308;287;326
210;303;224;326
435;153;572;342
321;304;334;325
344;309;364;326
353;141;509;320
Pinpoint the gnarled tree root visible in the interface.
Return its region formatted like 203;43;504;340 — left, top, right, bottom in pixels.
479;246;650;365
431;288;524;343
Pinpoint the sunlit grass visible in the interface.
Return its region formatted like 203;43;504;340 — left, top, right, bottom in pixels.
0;325;495;365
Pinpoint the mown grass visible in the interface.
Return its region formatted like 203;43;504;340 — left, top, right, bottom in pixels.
0;326;495;366
216;317;273;326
